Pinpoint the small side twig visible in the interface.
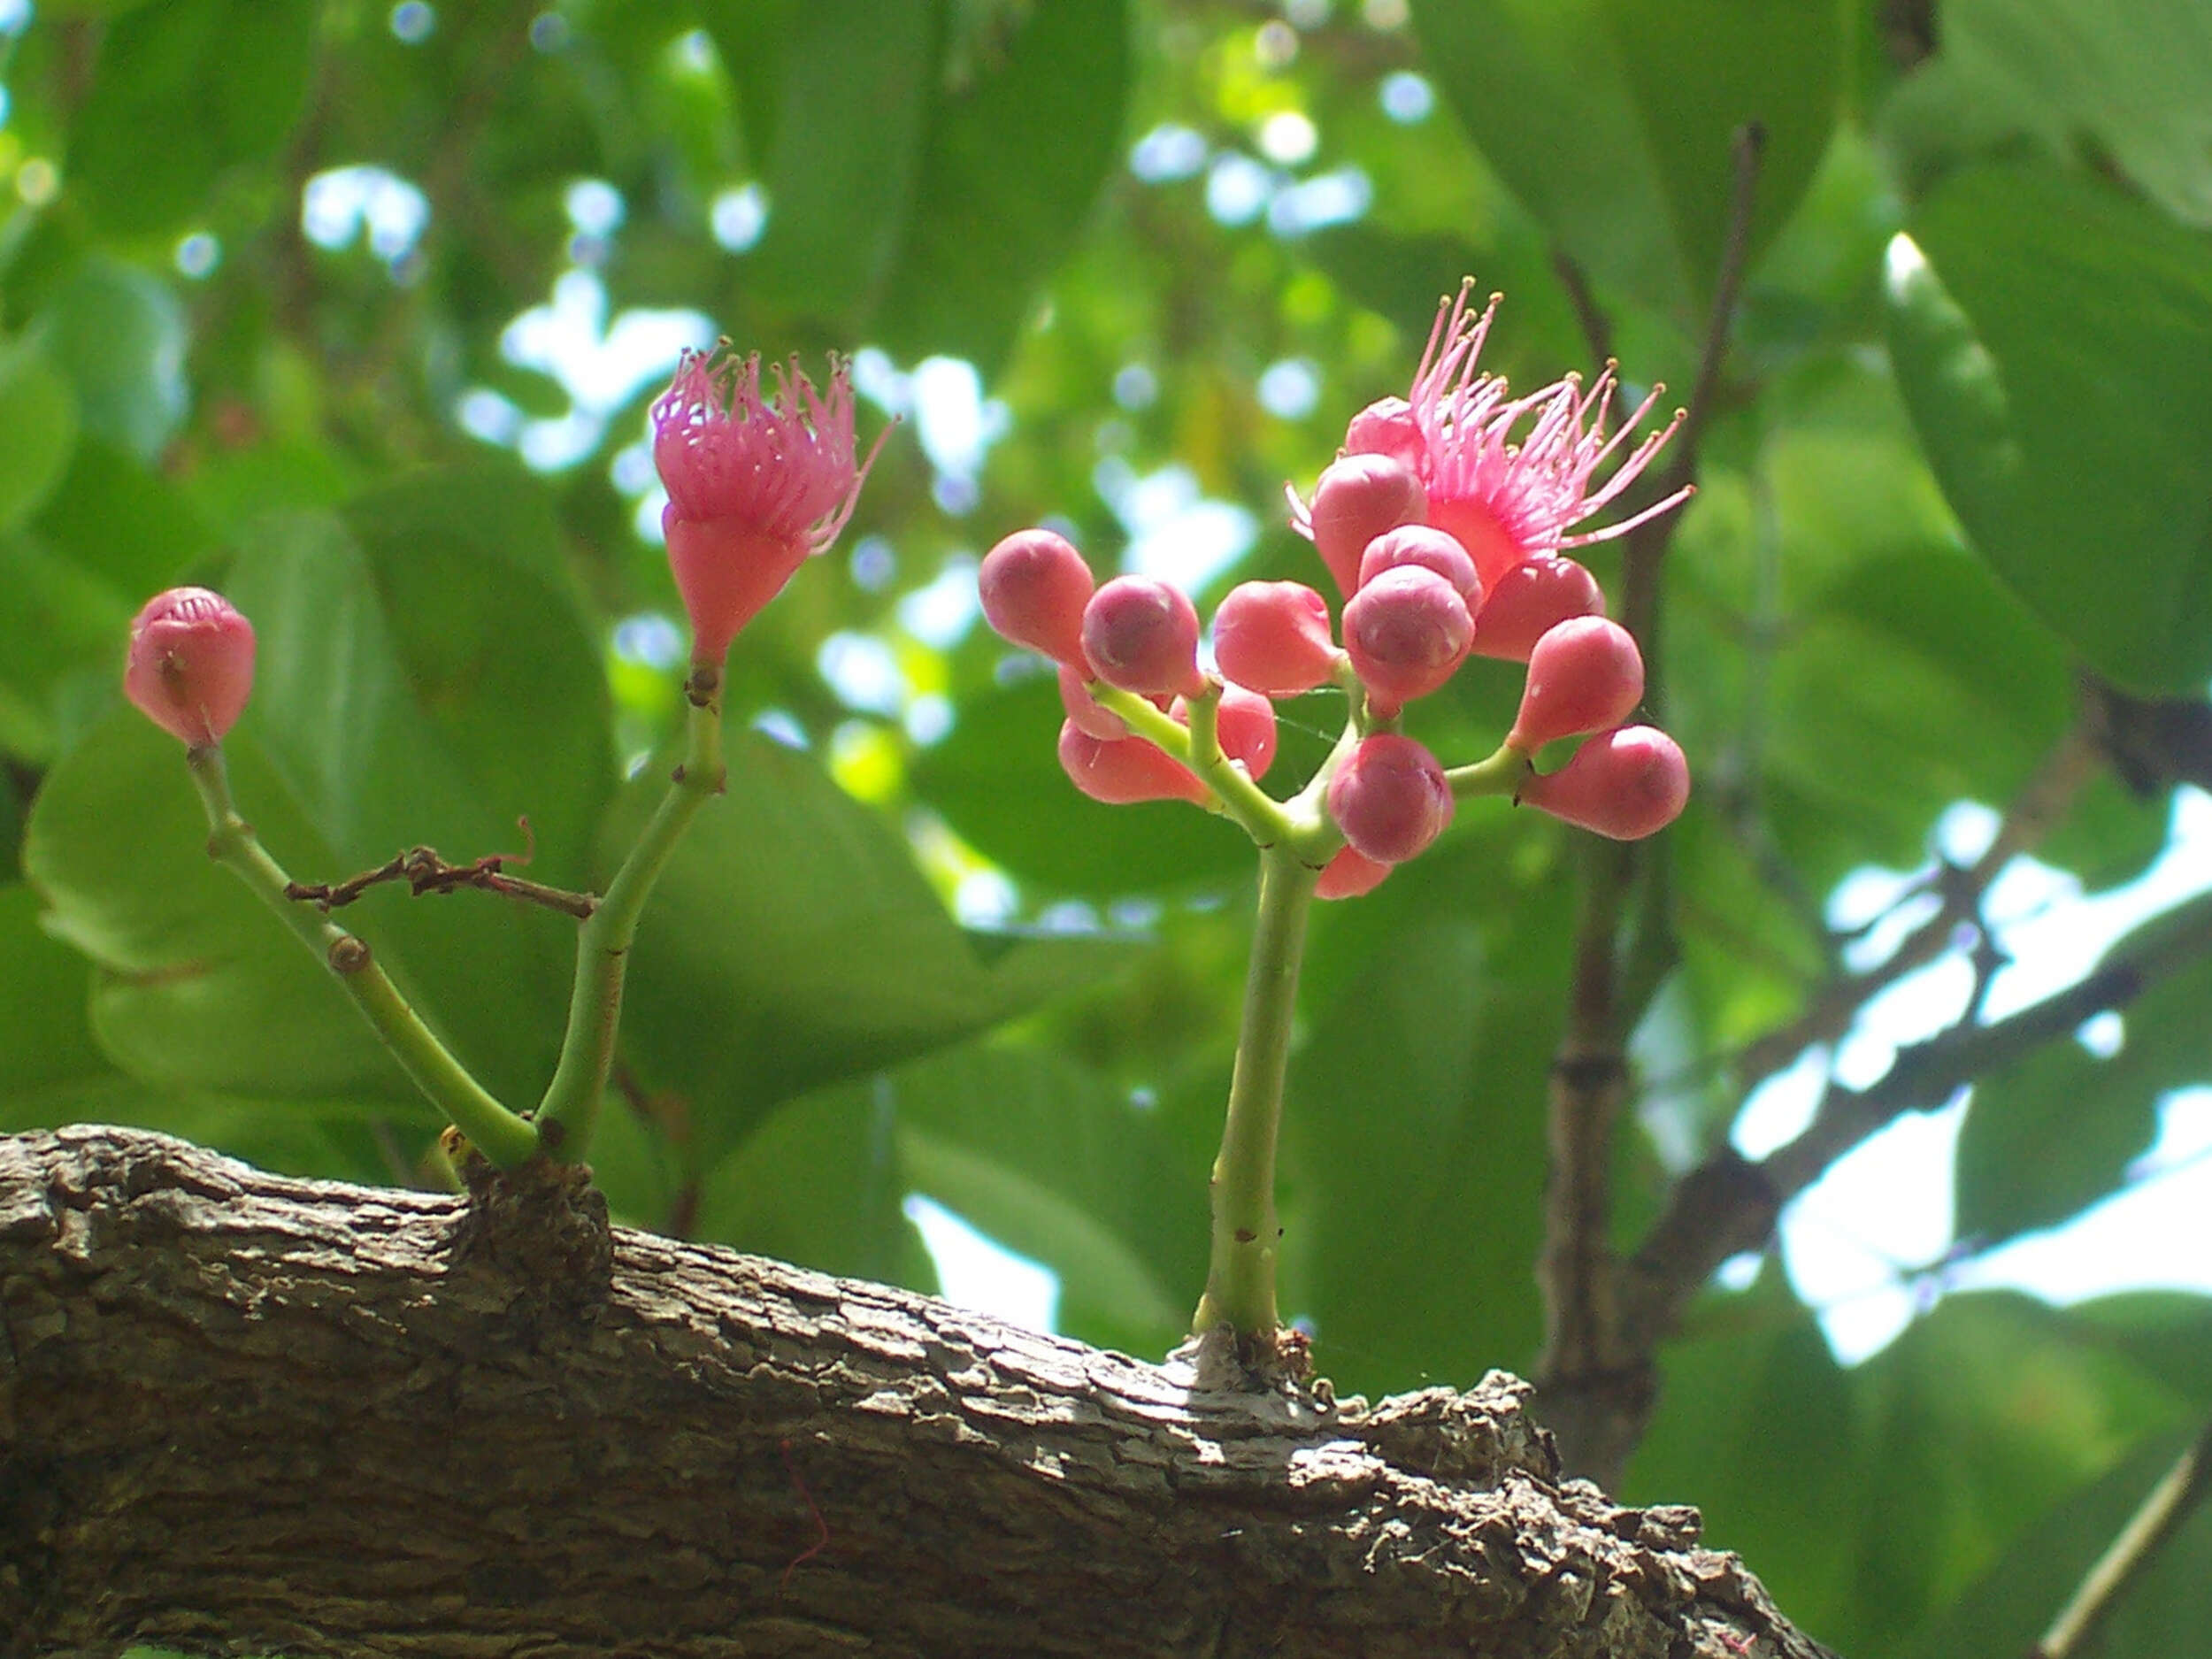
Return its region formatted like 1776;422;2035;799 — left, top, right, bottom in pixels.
285;818;600;921
2031;1414;2212;1659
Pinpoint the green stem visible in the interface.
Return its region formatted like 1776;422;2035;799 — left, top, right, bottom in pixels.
184;747;540;1168
1090;680;1292;845
1446;741;1532;801
535;665;726;1161
1192;844;1319;1340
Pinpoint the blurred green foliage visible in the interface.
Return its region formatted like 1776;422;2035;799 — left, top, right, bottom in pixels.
5;1;2212;1651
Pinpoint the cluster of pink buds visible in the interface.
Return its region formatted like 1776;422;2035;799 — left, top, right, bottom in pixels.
980;283;1694;896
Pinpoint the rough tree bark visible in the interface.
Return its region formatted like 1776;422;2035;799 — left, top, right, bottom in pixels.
0;1126;1835;1659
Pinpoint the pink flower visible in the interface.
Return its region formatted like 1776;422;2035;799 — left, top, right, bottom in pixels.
1381;283;1691;591
124;587;257;749
652;346;884;664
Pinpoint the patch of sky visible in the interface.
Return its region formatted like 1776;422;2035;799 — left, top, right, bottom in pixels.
1255;19;1298;67
492;268;711;471
1256;357;1320;419
710;183;768;253
1130;123;1208;184
896;556;980;649
1257;111;1317;166
675;27;715;73
954;867;1018;928
565;177;624;265
1740;786;2212;1366
904;695;954;747
817;632;908;718
1285;0;1331;28
302;165;430;268
751;708;808;749
1205;152;1275;226
903;1195;1058;1333
1094;458;1257;590
849;349;1009;514
173;233;219;280
389;1;434;42
1267;165;1371;236
849;534;897;593
0;0;28;36
611;613;684;672
1113;364;1158;411
1363;0;1409;27
528;11;569;52
1379;70;1434;123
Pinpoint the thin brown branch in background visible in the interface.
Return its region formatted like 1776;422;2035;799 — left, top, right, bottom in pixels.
1534;123;1768;1485
2030;1413;2212;1658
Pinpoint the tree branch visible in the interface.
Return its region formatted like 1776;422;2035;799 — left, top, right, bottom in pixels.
1536;124;1767;1486
0;1125;1838;1659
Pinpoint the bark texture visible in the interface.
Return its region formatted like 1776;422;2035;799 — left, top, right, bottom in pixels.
0;1126;1835;1659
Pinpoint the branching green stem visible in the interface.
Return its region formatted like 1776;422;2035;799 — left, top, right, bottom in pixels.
1446;742;1532;802
535;664;727;1161
1192;845;1319;1340
184;746;541;1168
1090;680;1290;844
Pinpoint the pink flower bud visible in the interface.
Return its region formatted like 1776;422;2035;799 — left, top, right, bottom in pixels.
124;587;257;749
653;348;879;664
981;528;1095;667
1174;682;1278;782
1342;396;1425;473
1506;617;1645;753
1520;726;1688;840
1304;453;1426;598
1327;733;1453;865
1057;663;1128;740
1213;580;1339;695
1470;556;1605;662
1356;524;1482;603
1081;576;1204;698
1314;844;1391;901
1056;720;1209;807
1342;565;1474;717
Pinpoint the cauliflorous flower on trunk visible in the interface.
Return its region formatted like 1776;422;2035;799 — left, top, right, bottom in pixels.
124;587;257;749
1394;283;1692;591
652;346;883;664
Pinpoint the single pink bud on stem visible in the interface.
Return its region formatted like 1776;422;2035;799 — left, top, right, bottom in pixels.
982;528;1095;666
1520;726;1689;840
1082;575;1206;698
1506;616;1645;753
125;587;257;749
1213;580;1340;695
1327;733;1453;865
1470;556;1605;662
1342;565;1474;717
653;347;881;665
1302;453;1426;598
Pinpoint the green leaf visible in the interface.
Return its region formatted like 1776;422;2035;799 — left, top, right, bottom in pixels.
0;339;78;534
743;0;939;321
1901;0;2212;231
67;0;319;235
1955;892;2212;1244
875;0;1131;373
33;260;188;465
24;466;613;1112
907;672;1258;895
1409;0;1846;320
1887;164;2212;694
607;725;1140;1170
24;708;412;1100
